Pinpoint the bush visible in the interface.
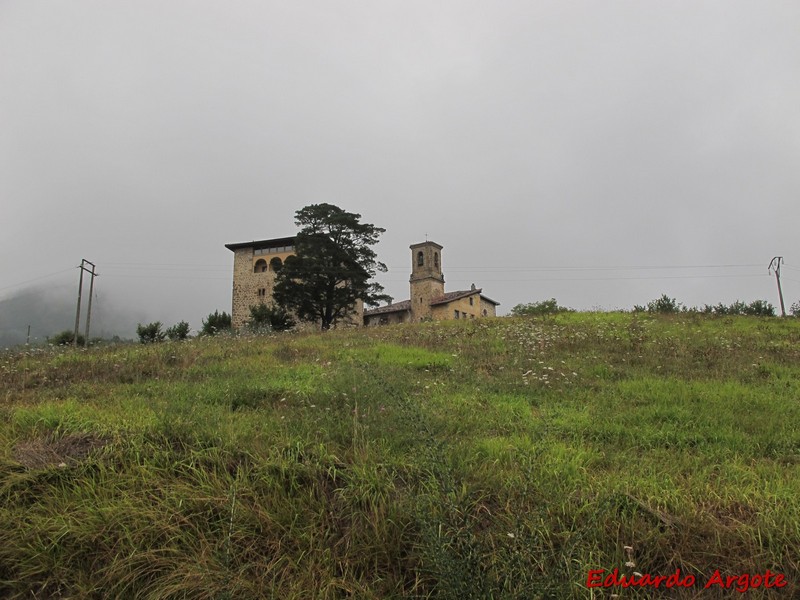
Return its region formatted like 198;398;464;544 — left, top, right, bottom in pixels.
247;303;295;332
136;322;166;344
791;301;800;317
742;300;775;317
50;330;86;347
165;321;191;341
510;299;572;317
201;310;232;336
700;300;775;317
646;294;681;314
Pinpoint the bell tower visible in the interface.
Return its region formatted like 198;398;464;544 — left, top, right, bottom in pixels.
409;241;444;321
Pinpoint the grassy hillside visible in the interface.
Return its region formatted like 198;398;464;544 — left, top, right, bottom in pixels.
1;313;798;598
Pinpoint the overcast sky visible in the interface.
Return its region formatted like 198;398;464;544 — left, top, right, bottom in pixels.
2;1;799;344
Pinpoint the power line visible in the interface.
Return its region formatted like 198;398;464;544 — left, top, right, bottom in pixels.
0;268;75;293
381;274;767;283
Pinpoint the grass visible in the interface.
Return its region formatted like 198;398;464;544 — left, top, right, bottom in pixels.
1;313;798;598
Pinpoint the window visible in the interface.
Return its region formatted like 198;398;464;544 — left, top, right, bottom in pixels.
254;259;267;273
417;251;424;266
434;252;439;268
257;288;266;297
483;309;488;316
470;314;475;319
454;310;459;319
469;297;474;306
270;257;283;272
254;245;295;256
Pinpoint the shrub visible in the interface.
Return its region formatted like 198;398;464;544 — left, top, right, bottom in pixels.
165;321;191;341
743;300;775;317
791;301;800;317
201;310;232;336
701;300;775;317
247;303;296;332
136;322;166;344
646;294;681;314
510;299;572;317
50;330;86;347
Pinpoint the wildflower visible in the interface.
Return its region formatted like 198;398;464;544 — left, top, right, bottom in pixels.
507;532;515;538
625;561;636;568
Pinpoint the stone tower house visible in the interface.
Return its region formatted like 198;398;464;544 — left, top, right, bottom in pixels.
224;237;297;329
409;241;444;322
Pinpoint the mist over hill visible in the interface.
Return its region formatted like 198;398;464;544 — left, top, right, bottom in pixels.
0;285;148;348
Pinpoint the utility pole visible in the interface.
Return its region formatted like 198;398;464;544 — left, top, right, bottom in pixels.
73;263;85;347
84;261;97;343
768;256;786;317
73;259;97;346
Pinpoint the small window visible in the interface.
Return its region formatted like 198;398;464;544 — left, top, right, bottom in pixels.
434;252;439;268
417;251;424;267
483;309;488;316
254;259;267;273
270;257;283;272
257;288;266;297
470;314;475;319
454;310;459;319
469;297;474;306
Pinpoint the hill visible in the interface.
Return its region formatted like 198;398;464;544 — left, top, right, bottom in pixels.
1;313;798;598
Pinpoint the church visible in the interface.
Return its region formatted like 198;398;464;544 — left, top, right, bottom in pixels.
363;241;499;325
224;237;498;329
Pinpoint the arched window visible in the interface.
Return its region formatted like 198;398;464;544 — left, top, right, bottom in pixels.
434;252;439;268
482;309;488;316
254;259;267;273
270;257;283;272
417;251;424;267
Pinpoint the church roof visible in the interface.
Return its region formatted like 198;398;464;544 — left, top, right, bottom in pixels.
363;299;412;316
365;288;500;318
430;289;501;306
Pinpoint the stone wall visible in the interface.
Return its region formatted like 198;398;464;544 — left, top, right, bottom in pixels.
430;293;482;321
480;297;498;318
230;247;294;329
364;309;410;326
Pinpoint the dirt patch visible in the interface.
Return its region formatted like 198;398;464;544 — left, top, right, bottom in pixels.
13;433;107;469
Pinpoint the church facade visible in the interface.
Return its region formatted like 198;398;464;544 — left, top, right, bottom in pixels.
225;237;498;329
363;241;499;326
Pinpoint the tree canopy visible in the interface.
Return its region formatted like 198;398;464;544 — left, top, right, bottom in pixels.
273;204;390;330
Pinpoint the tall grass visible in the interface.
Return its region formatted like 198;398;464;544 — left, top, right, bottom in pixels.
1;314;798;598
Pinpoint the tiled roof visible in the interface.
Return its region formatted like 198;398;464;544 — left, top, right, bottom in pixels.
364;299;412;316
429;289;500;307
430;289;480;306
